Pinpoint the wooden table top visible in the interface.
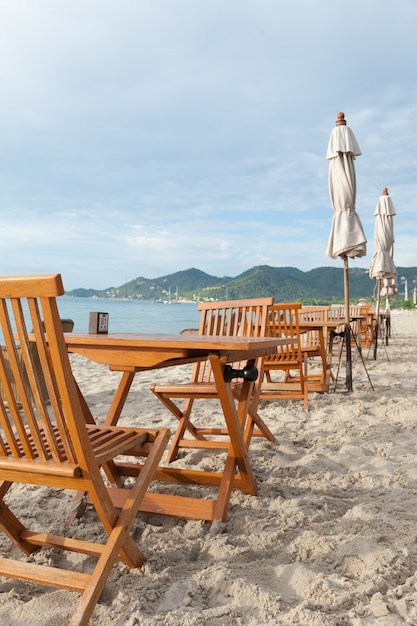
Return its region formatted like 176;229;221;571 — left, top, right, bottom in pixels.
64;332;288;369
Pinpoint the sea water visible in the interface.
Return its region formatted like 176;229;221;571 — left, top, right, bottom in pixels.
56;297;200;334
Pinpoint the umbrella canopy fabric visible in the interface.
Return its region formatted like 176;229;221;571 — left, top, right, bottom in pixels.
369;188;397;290
369;188;397;359
326;115;367;259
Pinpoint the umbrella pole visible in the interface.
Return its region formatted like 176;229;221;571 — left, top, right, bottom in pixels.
343;255;353;392
373;279;381;360
386;293;390;345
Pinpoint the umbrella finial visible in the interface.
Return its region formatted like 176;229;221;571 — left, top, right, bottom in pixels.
382;187;389;196
336;112;346;126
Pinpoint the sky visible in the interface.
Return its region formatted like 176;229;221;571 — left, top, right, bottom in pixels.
1;0;416;291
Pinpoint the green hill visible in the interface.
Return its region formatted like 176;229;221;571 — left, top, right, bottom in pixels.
66;265;417;305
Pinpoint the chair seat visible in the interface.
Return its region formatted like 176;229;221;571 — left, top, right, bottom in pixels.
151;380;243;397
263;357;301;368
0;424;149;476
300;345;322;359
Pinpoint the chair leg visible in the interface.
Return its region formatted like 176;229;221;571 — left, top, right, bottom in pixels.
165;397;204;462
72;427;170;624
152;395;209;463
0;499;38;556
303;379;309;410
233;384;275;445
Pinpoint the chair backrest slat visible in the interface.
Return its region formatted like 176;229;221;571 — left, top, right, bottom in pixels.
15;297;60;460
195;298;274;382
28;297;74;461
0;299;44;459
266;302;302;363
299;306;330;323
298;305;330;348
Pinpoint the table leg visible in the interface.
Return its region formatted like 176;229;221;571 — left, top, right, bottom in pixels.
105;369;136;426
244;357;275;444
72;368;135;428
209;353;257;521
315;328;330;390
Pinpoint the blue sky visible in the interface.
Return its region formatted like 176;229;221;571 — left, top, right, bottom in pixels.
1;0;416;290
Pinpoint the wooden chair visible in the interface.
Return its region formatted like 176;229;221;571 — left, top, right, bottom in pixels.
298;305;331;392
150;297;274;463
326;304;345;355
0;274;170;626
350;305;375;349
260;302;308;409
299;306;330;350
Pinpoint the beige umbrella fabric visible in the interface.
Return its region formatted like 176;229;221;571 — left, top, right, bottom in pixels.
369;187;397;358
326;115;367;259
369;188;396;282
326;112;367;392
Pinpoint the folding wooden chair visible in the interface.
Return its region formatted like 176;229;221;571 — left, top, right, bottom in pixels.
0;274;170;626
350;304;375;349
298;305;332;391
260;302;308;409
150;297;274;463
298;306;330;355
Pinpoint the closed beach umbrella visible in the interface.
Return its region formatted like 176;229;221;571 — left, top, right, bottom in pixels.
326;112;367;391
369;187;397;358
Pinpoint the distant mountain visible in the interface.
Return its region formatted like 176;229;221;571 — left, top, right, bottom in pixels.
67;287;116;298
151;268;226;292
65;265;417;304
222;265;318;301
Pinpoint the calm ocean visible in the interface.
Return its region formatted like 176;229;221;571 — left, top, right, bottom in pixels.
57;297;201;334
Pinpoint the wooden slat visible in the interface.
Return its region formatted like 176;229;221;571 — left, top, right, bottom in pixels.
108;490;216;522
176;439;230;449
22;531;107;557
0;274;64;298
115;462;226;486
0;557;90;592
0;457;81;478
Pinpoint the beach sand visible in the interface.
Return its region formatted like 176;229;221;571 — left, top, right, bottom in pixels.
0;311;416;625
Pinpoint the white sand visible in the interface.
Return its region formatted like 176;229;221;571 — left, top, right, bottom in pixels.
0;311;416;625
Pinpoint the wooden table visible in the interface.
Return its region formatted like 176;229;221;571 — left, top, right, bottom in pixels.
65;332;285;523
